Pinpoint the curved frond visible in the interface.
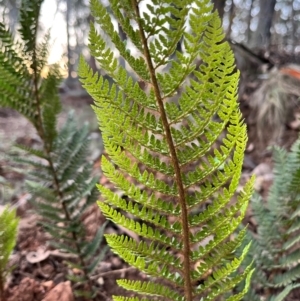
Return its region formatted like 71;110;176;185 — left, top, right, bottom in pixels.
80;1;253;300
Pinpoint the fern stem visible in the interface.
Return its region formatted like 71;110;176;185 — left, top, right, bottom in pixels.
131;1;193;300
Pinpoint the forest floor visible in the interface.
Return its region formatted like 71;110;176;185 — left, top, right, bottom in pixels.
1;71;300;301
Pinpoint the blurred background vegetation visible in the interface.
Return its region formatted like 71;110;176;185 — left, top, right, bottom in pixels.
1;0;299;80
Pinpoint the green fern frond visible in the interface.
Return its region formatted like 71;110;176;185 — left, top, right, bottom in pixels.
116;279;182;300
14;115;107;294
90;0;150;82
0;1;62;139
0;24;34;121
14;144;46;159
241;136;300;300
0;206;19;300
1;1;108;297
113;297;155;301
39;65;62;145
269;284;300;301
19;0;43;54
80;0;253;300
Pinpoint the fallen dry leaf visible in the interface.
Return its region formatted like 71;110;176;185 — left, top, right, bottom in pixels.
41;281;74;301
251;163;272;177
6;277;45;301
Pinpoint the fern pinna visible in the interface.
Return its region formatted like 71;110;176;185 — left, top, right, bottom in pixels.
0;0;107;298
241;137;300;301
79;0;254;300
0;206;18;300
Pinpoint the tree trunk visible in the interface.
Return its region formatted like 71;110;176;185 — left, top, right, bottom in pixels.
291;0;296;51
212;0;225;20
66;0;72;79
226;0;235;37
250;0;276;49
247;0;254;42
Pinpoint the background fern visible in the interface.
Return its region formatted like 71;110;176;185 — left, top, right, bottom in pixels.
0;206;18;301
240;136;300;301
80;0;254;300
0;0;107;298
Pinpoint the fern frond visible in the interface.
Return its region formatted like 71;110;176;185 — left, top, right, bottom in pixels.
81;0;253;300
1;1;108;297
14;144;46;159
0;206;19;299
117;279;182;300
18;116;108;294
270;284;300;301
39;64;62;145
113;297;156;301
0;24;35;120
0;11;61;138
90;0;150;81
24;116;99;224
19;0;43;53
241;136;300;299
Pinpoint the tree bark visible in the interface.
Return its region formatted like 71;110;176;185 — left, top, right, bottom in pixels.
212;0;225;20
226;0;235;37
66;0;72;79
247;0;254;42
291;0;296;50
250;0;276;49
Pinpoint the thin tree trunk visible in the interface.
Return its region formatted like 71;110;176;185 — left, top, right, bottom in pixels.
212;0;225;20
250;0;276;49
66;0;72;79
291;0;296;51
247;0;254;43
226;0;235;38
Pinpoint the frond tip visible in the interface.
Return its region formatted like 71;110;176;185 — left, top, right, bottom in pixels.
80;0;254;300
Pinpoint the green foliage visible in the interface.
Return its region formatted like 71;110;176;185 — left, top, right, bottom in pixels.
0;0;61;141
14;115;108;285
0;0;108;298
80;0;254;300
242;137;300;300
0;206;18;300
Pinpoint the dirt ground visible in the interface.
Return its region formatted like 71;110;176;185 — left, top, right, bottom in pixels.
1;71;300;300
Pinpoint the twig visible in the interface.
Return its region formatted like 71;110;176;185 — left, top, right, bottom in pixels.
91;267;136;280
49;250;78;260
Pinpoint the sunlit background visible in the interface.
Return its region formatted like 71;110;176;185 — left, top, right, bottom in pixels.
1;0;300;78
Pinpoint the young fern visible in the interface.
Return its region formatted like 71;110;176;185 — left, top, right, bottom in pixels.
241;137;300;301
80;0;254;300
0;0;107;298
0;206;18;300
17;115;108;293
